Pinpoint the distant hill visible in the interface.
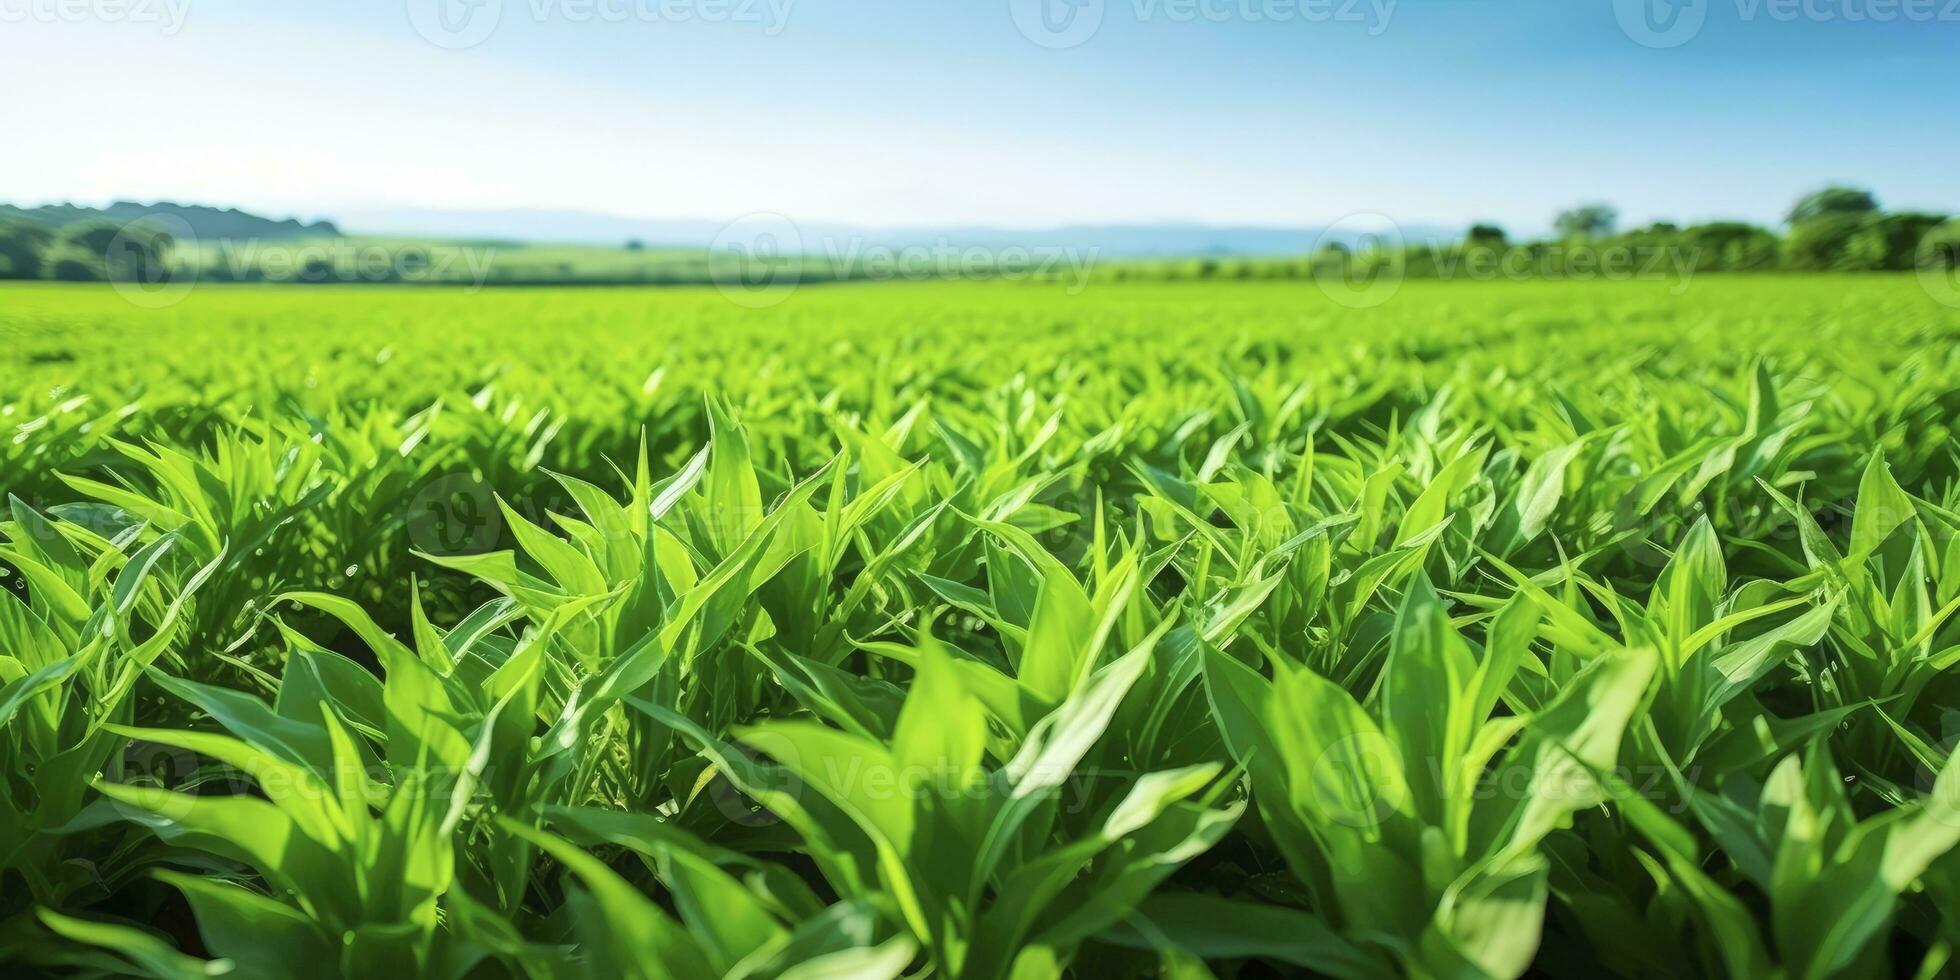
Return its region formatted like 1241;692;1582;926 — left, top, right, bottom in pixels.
336;207;1454;258
0;202;339;240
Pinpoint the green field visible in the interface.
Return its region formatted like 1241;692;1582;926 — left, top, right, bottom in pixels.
6;275;1960;978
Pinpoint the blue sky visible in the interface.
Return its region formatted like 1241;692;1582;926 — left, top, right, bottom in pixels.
2;0;1953;233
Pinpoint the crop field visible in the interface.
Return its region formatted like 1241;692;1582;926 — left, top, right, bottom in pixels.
5;275;1960;979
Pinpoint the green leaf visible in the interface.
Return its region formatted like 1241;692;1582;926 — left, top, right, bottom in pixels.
35;908;230;980
153;869;334;980
497;817;718;980
1017;565;1096;704
1849;451;1915;559
1097;892;1390;979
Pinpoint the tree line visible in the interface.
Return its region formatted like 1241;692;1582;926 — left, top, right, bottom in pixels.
0;217;180;283
1100;187;1959;283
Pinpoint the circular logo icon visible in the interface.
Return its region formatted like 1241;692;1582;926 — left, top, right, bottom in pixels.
1910;729;1960;828
1010;0;1105;50
711;212;805;309
1312;212;1404;310
706;741;802;828
1614;0;1707;49
103;738;207;823
1308;731;1407;829
1917;226;1960;310
408;0;503;50
406;473;505;556
1025;484;1109;570
107;214;198;310
1606;488;1673;570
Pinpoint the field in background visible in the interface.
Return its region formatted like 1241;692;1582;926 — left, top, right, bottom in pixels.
6;275;1960;977
171;235;1087;286
175;236;714;285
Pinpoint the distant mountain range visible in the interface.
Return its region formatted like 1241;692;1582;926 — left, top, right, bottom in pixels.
0;202;340;240
334;208;1459;257
3;202;1459;257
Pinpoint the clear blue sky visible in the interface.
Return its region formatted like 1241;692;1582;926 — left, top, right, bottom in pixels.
3;0;1953;233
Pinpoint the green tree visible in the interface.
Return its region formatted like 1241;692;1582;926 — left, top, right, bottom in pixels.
0;217;53;279
41;221;122;281
1783;212;1866;270
64;221;122;257
1786;186;1879;225
1553;203;1618;240
1686;222;1778;271
49;258;101;281
1841;212;1949;271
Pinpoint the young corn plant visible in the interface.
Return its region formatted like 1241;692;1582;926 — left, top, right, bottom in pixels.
0;499;219;962
1202;577;1656;979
